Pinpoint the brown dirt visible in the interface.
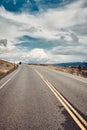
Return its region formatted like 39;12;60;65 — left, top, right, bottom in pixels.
0;59;18;78
47;65;87;78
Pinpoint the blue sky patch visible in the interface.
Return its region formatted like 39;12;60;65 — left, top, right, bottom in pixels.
17;35;55;50
0;0;76;13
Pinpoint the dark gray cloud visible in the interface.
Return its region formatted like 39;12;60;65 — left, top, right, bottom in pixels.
70;33;79;42
70;24;87;36
0;39;7;47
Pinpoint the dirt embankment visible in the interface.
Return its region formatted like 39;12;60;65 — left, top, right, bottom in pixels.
47;65;87;78
0;59;18;78
29;63;87;78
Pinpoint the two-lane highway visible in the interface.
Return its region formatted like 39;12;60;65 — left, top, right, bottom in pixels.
0;65;87;130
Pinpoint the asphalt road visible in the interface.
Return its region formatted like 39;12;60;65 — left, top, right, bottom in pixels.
0;65;87;130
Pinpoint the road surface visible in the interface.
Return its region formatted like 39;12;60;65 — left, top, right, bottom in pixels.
0;65;87;130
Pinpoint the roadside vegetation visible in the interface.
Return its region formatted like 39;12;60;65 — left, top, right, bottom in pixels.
0;59;18;78
29;63;87;78
47;65;87;78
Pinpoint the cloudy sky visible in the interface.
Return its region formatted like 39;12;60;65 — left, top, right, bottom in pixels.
0;0;87;64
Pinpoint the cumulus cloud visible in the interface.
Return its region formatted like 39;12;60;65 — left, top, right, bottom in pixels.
27;48;50;63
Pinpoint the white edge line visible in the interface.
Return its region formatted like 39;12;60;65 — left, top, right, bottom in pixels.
62;73;87;84
69;76;87;84
33;66;87;84
0;68;21;89
46;67;87;84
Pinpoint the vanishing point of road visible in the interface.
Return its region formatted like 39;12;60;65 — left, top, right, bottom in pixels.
0;65;87;130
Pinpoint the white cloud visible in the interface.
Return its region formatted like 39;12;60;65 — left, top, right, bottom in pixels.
27;48;50;63
1;0;87;41
0;0;87;63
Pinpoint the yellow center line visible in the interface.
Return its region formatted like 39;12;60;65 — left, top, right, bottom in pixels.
47;80;87;127
34;69;87;130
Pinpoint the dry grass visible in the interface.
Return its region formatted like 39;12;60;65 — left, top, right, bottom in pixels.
0;59;18;78
29;64;87;78
46;65;87;78
0;71;5;76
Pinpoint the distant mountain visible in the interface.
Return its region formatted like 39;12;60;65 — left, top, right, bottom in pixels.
53;62;87;67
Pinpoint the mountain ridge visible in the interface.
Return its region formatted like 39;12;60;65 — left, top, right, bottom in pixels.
53;62;87;67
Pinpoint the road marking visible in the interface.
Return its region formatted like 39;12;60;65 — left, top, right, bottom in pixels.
34;69;87;130
0;68;21;90
53;69;87;84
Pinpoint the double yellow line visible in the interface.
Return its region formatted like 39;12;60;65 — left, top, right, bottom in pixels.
34;69;87;130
